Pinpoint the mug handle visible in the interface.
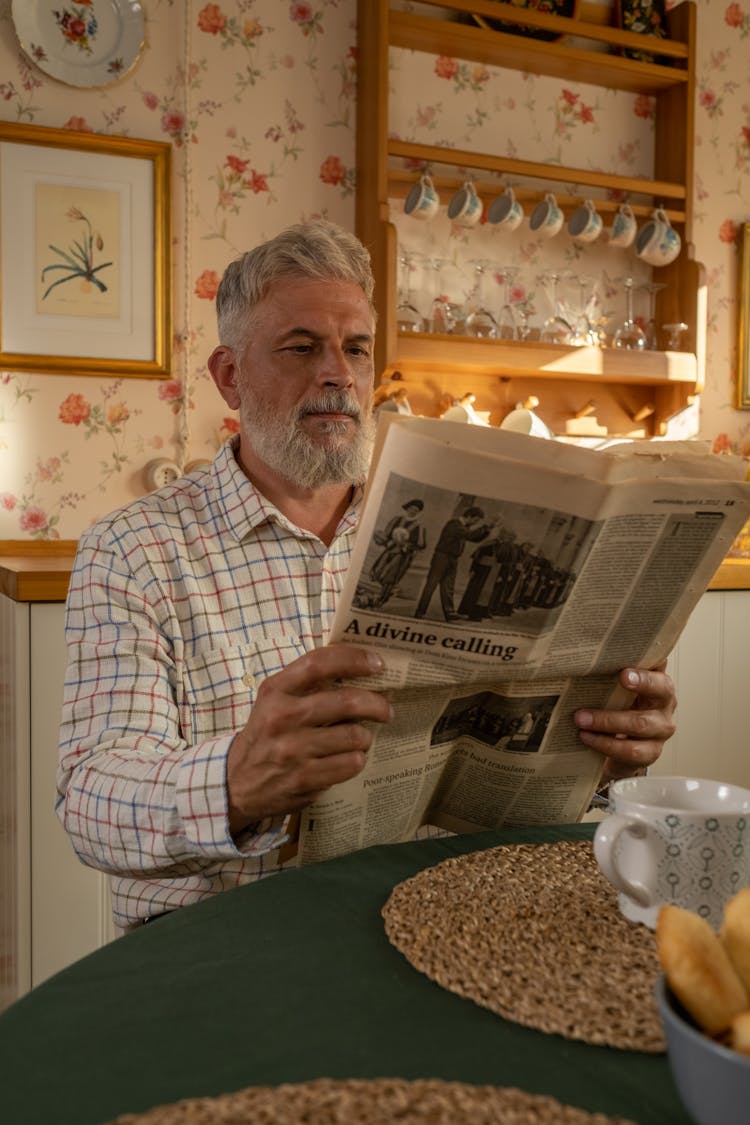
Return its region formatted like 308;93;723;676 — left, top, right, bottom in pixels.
593;814;659;908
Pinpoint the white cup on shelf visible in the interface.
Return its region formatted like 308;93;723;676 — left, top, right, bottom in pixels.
635;208;681;267
487;186;524;231
404;174;440;221
608;203;637;248
567;199;602;243
447;181;483;228
529;193;564;239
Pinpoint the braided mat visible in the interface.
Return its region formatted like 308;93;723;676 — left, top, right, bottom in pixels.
383;840;665;1053
107;1077;636;1124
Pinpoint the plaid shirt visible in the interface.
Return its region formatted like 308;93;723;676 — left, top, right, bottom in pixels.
57;437;363;929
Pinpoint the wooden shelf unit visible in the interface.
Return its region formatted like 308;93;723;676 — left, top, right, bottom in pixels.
355;0;704;439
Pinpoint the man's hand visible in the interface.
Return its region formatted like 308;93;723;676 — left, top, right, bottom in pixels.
227;644;392;835
573;662;676;785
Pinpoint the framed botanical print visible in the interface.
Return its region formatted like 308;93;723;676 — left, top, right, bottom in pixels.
0;121;171;378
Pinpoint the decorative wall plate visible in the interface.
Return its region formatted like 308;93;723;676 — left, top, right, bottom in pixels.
616;0;668;62
11;0;145;89
465;0;580;44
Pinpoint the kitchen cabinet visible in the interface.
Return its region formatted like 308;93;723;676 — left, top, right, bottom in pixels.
653;588;750;788
356;0;704;438
0;582;115;1011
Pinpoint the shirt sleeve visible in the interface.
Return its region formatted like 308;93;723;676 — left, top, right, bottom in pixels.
56;531;287;878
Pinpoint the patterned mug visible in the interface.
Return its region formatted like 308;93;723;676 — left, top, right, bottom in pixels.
529;192;564;239
567;199;602;243
488;186;524;231
608;203;637;249
404;174;440;221
447;181;483;228
635;207;681;266
594;775;750;930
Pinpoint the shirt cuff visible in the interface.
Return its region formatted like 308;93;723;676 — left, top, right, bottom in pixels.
175;734;289;858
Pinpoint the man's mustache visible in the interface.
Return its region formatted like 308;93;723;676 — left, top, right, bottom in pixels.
297;390;363;422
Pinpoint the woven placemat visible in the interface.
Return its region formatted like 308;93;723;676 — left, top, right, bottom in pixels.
106;1077;637;1124
383;840;664;1053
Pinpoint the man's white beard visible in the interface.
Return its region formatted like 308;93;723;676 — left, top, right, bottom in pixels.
238;385;375;489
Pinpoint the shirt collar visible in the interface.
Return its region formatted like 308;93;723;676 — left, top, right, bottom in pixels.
212;435;363;544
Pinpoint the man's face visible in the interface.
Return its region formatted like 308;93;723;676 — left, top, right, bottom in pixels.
233;277;376;489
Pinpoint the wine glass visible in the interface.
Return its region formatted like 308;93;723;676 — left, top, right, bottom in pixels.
639;281;668;350
538;270;572;343
464;259;500;338
496;265;528;340
612;277;647;351
567;273;599;347
663;322;689;350
396;248;424;333
427;256;465;334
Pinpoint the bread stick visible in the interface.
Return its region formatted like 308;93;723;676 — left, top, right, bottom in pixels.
721;887;750;995
729;1009;750;1057
656;904;749;1037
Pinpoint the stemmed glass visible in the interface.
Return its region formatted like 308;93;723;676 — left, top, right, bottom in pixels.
612;277;647;351
639;281;668;350
396;248;424;333
538;270;572;343
663;321;689;351
428;256;465;334
566;273;599;347
464;258;500;338
496;265;528;340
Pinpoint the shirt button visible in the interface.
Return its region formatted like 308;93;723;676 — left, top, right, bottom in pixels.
241;672;253;687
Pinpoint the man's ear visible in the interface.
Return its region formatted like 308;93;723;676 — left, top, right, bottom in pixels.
207;345;241;410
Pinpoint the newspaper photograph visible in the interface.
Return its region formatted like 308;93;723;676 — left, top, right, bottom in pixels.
293;416;750;867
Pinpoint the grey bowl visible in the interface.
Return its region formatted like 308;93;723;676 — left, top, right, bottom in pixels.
656;976;750;1125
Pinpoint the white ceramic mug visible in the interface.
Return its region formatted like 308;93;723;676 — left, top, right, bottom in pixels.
447;181;482;228
488;186;524;231
608;203;637;248
635;207;681;266
567;199;602;243
499;408;552;439
593;775;750;930
404;174;439;221
529;192;563;239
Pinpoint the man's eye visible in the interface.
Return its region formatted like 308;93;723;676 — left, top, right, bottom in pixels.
348;345;371;357
286;343;313;354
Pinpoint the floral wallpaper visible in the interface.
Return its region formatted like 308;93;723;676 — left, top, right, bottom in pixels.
0;0;749;543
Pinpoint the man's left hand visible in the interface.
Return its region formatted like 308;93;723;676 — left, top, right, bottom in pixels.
573;663;676;784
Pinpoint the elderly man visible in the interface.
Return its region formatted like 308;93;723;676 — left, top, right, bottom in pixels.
56;220;676;929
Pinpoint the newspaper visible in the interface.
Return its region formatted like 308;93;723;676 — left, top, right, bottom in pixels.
293;415;750;866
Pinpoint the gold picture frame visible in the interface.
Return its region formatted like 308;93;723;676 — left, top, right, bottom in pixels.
0;121;171;378
738;222;750;409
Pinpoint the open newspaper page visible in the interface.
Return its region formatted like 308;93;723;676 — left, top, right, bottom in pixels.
293;416;750;867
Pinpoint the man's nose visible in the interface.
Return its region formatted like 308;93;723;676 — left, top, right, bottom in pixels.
316;343;355;387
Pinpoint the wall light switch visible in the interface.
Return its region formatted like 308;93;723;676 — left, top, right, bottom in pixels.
143;458;181;491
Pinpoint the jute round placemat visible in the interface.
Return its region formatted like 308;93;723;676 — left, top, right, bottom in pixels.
107;1077;636;1124
382;839;664;1053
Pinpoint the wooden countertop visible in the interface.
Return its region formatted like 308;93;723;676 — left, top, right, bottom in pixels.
2;542;750;602
0;541;78;602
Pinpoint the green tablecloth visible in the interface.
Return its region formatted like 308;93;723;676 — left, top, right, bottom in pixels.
0;823;691;1125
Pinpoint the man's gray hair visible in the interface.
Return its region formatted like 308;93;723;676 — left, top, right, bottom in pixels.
215;219;376;349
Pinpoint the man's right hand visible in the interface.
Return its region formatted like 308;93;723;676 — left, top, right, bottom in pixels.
226;644;392;835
